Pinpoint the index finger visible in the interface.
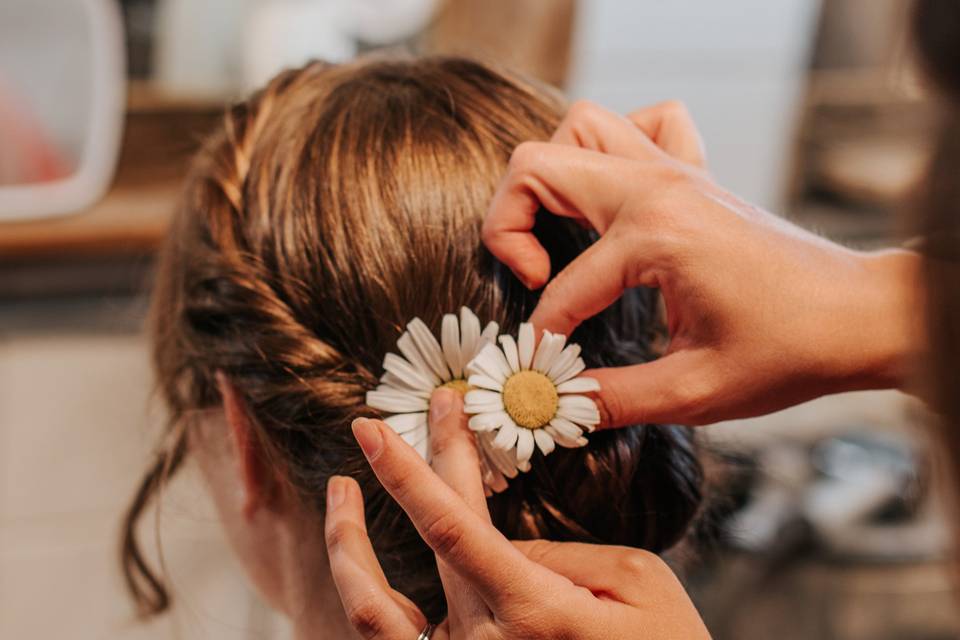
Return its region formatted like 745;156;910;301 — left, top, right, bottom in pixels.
351;417;562;609
482;142;641;290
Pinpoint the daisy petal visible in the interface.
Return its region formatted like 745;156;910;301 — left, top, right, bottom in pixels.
533;428;556;455
459;307;481;361
480;321;500;347
441;313;462;378
367;389;429;413
468;410;509;432
383;353;435;392
548;416;585;440
488;340;514;379
479;432;518;479
516;429;534;464
476;437;509;493
380;371;432;398
408;318;450;381
498;334;520;373
401;427;430;461
492;419;519;450
466;343;509;383
384;412;427;435
467;374;503;392
553;357;586;385
533;331;566;373
464;389;504;413
546;344;581;381
545;425;589;448
397;333;442;386
556;377;601;394
557;395;601;427
518;322;535;370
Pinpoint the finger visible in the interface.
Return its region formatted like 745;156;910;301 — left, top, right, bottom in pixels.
351;417;562;609
627;100;707;168
528;233;642;338
513;540;687;607
551;99;663;161
427;388;491;622
428;388;489;518
586;349;719;428
325;476;425;639
482;143;642;289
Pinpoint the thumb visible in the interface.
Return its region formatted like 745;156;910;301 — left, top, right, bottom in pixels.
587;349;718;428
528;233;642;338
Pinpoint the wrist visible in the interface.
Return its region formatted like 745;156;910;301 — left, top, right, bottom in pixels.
844;249;925;391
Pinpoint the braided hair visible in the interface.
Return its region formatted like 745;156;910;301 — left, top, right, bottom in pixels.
121;56;704;620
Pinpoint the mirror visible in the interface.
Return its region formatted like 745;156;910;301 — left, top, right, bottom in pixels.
0;0;125;221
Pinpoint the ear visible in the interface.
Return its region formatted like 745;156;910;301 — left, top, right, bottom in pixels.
216;371;274;519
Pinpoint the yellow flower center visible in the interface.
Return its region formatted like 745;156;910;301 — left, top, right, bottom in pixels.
440;378;471;394
502;370;558;429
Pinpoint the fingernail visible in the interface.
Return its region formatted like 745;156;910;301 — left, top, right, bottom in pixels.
327;476;346;511
352;418;383;460
430;387;456;423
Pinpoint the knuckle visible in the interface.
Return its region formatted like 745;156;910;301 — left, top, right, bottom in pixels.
656;162;689;186
422;511;468;560
325;520;361;552
345;598;386;637
660;99;690;117
566;99;603;124
387;465;422;506
515;539;553;564
428;427;459;458
618;549;666;577
508;141;545;174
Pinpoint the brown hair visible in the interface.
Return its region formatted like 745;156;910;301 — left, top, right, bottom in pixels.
121;56;704;620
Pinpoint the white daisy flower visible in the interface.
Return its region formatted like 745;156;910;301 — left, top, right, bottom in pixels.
365;307;515;492
463;322;601;476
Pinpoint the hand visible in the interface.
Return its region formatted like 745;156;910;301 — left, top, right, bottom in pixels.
324;388;710;639
482;100;924;426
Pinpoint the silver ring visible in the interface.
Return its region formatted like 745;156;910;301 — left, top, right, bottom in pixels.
416;623;435;640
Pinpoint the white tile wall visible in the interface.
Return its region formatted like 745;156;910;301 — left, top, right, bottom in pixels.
569;0;822;210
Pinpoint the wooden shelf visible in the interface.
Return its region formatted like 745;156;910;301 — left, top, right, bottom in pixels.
0;90;222;263
0;180;179;260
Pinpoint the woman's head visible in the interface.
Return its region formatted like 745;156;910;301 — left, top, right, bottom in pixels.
122;56;703;621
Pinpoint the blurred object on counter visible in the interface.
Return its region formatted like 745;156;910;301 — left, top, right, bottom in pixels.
421;0;576;88
788;0;935;244
154;0;256;97
0;0;125;221
0;83;70;186
155;0;439;98
693;419;959;640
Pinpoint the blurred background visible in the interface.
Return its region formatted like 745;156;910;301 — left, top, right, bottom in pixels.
0;1;954;638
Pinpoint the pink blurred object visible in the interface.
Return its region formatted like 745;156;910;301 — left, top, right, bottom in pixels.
0;81;71;185
0;0;125;221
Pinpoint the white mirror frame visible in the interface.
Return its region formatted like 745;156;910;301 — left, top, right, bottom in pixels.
0;0;126;222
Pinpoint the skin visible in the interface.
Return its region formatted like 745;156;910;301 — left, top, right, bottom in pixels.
191;374;359;638
194;381;707;639
482;99;926;427
196;101;925;638
330;100;927;637
326;389;710;639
